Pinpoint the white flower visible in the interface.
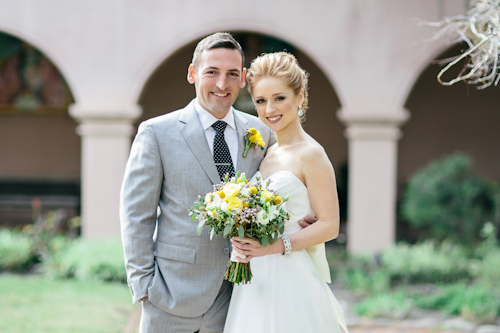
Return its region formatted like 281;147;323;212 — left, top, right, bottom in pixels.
256;210;269;225
221;201;228;212
240;187;249;196
267;205;279;221
212;195;222;207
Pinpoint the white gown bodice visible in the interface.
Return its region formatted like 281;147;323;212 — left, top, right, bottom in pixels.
222;170;349;333
252;170;332;283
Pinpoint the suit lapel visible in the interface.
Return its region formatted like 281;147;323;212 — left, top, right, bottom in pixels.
234;111;253;175
179;102;221;185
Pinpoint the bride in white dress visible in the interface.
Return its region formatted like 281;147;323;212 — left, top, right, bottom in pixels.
223;52;349;333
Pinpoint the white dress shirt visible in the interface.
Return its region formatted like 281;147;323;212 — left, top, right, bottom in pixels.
194;99;239;168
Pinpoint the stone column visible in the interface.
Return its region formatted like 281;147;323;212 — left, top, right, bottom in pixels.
69;103;141;239
338;108;409;253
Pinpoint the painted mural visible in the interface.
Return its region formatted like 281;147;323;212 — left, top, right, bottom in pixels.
0;32;73;114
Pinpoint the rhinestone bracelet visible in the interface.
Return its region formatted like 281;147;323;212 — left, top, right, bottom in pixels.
280;234;292;256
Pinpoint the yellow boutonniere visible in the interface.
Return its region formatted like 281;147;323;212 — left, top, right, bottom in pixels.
243;128;265;157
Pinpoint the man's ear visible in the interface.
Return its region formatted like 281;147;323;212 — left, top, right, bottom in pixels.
187;64;196;84
240;67;247;88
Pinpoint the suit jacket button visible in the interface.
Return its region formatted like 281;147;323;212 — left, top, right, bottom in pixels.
223;247;230;254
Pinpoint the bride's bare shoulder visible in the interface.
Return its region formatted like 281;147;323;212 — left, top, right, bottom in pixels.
297;137;328;161
296;138;334;180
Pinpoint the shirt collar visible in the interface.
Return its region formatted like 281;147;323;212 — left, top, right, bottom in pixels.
194;98;236;131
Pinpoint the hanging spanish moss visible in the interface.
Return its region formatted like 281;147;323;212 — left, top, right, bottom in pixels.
425;0;500;89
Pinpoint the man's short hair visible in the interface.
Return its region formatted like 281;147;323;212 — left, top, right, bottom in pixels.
192;32;245;69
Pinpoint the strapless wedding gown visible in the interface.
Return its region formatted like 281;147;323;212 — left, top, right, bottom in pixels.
223;170;348;333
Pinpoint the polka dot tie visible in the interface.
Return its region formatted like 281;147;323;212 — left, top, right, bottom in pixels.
212;120;235;181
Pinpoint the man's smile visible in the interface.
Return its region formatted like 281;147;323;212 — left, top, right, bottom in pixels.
212;92;229;97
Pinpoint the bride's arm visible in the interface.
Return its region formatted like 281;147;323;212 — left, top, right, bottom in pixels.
231;145;339;260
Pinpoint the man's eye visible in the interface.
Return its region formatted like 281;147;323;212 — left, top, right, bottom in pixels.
206;71;216;75
229;72;239;77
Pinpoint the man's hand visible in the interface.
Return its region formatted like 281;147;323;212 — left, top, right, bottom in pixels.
298;215;317;228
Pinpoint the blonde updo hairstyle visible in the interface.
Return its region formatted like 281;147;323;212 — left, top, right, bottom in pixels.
246;52;309;122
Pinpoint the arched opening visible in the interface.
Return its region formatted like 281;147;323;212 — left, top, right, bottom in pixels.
399;43;500;240
402;43;500;182
0;32;80;229
138;32;348;235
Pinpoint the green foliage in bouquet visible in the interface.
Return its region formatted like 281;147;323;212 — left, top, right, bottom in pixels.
190;172;290;284
401;153;498;244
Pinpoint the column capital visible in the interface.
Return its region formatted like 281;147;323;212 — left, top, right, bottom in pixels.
69;103;142;122
337;107;410;126
69;103;142;137
337;107;410;140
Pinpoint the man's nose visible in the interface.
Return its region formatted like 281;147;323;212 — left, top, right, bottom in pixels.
216;76;228;90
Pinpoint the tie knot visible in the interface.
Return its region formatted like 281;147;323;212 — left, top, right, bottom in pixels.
212;120;228;133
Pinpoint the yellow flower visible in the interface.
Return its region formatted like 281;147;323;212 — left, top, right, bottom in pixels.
249;187;258;195
237;177;242;183
273;196;282;204
211;210;217;218
260;189;273;202
243;202;250;208
204;193;212;204
223;183;241;200
218;191;226;199
243;129;265;157
227;197;243;212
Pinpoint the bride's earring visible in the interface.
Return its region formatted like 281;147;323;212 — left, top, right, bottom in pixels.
298;105;304;117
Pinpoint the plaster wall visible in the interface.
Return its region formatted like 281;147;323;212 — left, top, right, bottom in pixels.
0;115;80;180
0;0;469;109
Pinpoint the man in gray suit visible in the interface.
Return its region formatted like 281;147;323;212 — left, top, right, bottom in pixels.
120;33;275;332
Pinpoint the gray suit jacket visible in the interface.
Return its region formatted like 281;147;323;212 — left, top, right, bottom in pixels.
120;100;275;317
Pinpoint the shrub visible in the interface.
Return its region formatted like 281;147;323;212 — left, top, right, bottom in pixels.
337;254;390;296
413;284;468;316
355;291;413;319
44;237;126;283
473;249;500;292
461;285;500;324
413;284;500;324
381;241;471;284
401;153;497;243
0;228;36;271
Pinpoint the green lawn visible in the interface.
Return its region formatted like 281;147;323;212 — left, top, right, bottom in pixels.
0;273;139;333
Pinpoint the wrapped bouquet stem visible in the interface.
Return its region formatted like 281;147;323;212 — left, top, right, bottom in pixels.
189;172;290;284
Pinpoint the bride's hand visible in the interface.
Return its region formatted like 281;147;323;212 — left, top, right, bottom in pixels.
230;236;283;263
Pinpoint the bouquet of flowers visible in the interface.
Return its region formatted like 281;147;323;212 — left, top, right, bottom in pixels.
189;172;290;284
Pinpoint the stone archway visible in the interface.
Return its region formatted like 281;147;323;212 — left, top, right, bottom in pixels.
399;43;500;240
138;32;348;240
402;43;500;182
0;31;80;228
